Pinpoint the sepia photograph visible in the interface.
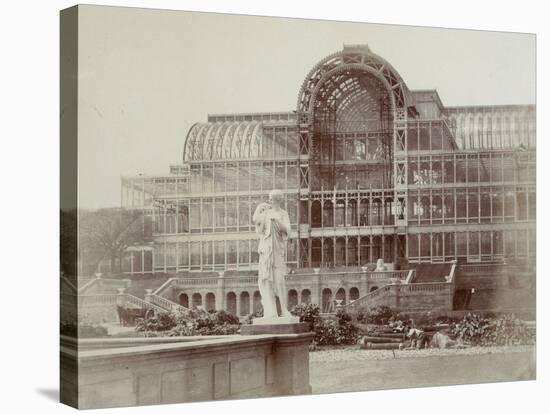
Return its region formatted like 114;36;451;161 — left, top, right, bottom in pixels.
59;4;536;409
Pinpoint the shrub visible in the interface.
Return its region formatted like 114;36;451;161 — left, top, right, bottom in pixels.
135;312;177;333
313;310;359;346
291;303;320;330
136;307;242;337
364;306;398;325
451;314;535;346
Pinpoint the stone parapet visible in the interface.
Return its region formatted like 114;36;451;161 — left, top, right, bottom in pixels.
60;333;313;409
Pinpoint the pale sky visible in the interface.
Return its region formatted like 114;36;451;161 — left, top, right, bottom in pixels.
76;5;536;209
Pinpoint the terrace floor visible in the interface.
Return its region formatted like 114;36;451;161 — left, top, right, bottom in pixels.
310;345;535;394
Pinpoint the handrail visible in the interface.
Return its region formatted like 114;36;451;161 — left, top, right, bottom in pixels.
447;261;457;284
148;294;187;312
152;277;175;296
78;278;98;293
124;293;166;313
404;269;415;284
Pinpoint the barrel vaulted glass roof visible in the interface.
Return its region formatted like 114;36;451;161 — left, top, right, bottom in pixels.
183;121;263;161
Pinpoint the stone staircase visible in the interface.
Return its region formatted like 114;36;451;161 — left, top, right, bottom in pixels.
345;262;457;313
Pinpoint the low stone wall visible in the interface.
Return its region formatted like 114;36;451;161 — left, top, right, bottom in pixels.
61;333;313;409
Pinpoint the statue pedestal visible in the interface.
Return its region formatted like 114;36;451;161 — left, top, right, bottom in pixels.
241;316;309;335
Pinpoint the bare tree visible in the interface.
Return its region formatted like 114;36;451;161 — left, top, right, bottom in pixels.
79;208;144;275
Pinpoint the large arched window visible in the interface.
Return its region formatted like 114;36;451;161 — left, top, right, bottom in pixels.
347;238;358;266
311;200;322;228
323;238;334;267
178;293;189;308
239;291;250;316
335;199;345;227
321;288;333;313
335;237;346;266
323;200;334;227
311;238;322;268
346;199;357;226
226;292;237;315
360;236;371;265
192;293;202;309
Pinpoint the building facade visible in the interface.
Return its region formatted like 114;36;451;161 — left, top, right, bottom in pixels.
113;45;535;315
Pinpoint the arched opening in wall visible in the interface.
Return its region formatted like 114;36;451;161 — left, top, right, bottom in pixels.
335;199;345;226
192;293;202;309
321;288;333;313
239;291;250;316
370;286;379;292
311;238;322;268
288;289;298;310
301;289;311;305
311;200;322;228
359;199;369;226
335;288;346;305
346;199;357;226
349;287;360;303
323;238;334;267
372;236;382;261
323;200;333;227
360;236;371;265
226;292;237;315
178;293;189;308
347;237;358;266
253;291;262;314
335;237;346;266
205;293;216;312
371;198;382;226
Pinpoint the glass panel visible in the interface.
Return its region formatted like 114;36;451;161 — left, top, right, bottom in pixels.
190;242;200;266
202;240;212;265
469;232;479;256
238;240;249;265
227;240;237;264
179;242;188;266
239;197;250;228
215;198;225;228
201;198;213;228
226;198;237;227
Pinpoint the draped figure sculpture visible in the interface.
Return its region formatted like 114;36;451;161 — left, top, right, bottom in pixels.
252;189;293;321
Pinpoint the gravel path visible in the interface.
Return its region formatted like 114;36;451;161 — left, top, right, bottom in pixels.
310;345;536;393
310;345;535;363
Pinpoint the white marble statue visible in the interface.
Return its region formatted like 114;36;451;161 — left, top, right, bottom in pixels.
375;258;386;271
253;189;294;322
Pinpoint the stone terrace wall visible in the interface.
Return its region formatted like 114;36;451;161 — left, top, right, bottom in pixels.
61;333;313;409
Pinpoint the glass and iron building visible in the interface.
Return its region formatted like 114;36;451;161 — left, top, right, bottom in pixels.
113;44;535;316
121;44;535;276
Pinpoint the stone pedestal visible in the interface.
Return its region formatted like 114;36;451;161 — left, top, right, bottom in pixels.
240;316;309;335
